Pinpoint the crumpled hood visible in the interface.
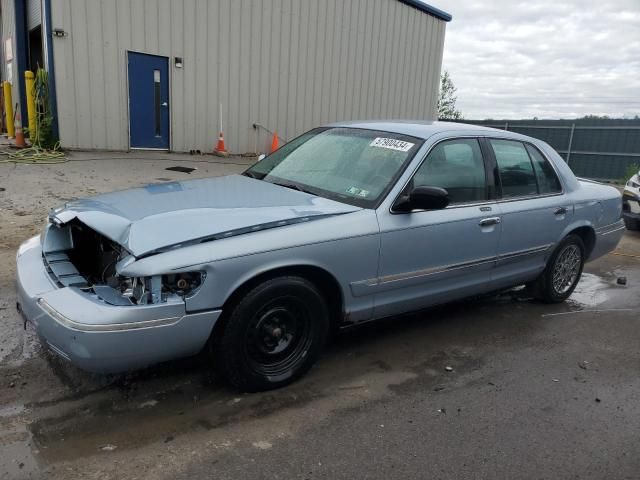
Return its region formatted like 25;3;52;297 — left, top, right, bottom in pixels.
50;174;360;257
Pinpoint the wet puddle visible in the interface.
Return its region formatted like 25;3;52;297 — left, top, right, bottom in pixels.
568;272;614;307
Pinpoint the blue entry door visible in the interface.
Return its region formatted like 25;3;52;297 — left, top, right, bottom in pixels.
128;52;170;149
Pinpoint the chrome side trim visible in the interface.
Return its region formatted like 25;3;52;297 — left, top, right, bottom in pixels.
350;243;553;295
600;225;625;236
496;244;553;264
376;255;497;286
596;220;625;235
37;298;183;332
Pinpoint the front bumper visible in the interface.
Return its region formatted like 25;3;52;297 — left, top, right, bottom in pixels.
16;236;221;373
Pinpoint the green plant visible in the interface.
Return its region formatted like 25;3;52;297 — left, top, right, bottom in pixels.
437;70;463;120
32;68;59;150
621;163;639;184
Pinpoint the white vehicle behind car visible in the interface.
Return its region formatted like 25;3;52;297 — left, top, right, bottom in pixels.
623;170;640;230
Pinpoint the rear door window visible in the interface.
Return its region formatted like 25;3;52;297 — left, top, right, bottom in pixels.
490;139;537;198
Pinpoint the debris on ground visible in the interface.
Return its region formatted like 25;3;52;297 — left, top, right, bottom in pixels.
552;378;560;382
98;444;117;452
595;398;601;403
165;166;197;174
617;277;627;286
437;408;446;414
433;385;445;392
164;435;175;443
578;361;590;370
445;366;454;372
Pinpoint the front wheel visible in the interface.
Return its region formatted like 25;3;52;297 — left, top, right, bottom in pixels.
213;276;330;392
528;234;585;303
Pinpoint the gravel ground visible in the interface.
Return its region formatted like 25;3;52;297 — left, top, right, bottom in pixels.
1;151;640;479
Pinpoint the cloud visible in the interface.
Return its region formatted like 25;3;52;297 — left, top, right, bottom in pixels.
438;0;640;119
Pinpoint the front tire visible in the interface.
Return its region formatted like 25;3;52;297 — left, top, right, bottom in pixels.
214;276;329;392
529;234;585;303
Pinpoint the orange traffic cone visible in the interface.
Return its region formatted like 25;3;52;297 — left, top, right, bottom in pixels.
214;131;228;157
270;132;279;153
14;113;26;148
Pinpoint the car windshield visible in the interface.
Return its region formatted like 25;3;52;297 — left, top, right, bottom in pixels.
244;127;423;208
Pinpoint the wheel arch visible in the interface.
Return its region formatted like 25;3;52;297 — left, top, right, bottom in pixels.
212;263;346;339
562;222;596;258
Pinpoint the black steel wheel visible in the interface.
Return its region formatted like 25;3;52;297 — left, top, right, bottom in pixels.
528;234;585;303
214;276;329;392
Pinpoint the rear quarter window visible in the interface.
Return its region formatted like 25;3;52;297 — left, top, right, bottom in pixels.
526;144;562;194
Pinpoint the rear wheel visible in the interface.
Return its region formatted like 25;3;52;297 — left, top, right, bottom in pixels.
528;234;585;303
214;276;329;392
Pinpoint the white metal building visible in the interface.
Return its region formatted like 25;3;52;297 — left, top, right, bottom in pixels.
1;0;451;153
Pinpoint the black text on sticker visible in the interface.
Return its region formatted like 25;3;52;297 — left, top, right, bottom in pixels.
370;137;415;152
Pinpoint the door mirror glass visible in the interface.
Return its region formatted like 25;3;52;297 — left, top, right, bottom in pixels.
396;186;450;211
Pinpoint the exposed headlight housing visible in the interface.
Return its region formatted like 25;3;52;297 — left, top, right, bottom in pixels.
118;271;205;305
627;179;640;189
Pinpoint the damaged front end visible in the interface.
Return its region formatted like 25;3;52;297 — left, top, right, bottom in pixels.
43;217;203;307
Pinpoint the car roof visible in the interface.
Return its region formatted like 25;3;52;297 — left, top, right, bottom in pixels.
328;120;519;140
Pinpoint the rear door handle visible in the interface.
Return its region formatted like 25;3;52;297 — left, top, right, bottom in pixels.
479;217;501;227
554;207;567;215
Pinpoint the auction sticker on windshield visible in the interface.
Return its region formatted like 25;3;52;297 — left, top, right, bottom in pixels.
370;137;415;152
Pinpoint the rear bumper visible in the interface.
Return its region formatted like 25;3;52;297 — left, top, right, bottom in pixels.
16;236;221;373
590;220;625;261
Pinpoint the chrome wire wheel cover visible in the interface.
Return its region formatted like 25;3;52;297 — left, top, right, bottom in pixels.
552;244;582;294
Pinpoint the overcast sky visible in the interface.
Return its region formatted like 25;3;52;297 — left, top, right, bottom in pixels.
437;0;640;120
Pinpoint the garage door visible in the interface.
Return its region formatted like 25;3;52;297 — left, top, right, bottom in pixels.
27;0;42;31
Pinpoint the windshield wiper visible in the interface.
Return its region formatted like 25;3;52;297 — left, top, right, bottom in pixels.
243;170;263;179
271;181;316;195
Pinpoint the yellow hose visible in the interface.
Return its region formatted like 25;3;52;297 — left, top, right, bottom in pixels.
0;143;67;164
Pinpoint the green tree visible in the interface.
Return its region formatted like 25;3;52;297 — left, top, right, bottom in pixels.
437;70;463;120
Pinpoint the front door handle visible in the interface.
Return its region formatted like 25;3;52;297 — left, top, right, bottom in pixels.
479;217;501;227
554;207;567;215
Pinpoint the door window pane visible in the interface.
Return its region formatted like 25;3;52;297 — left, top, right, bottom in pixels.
526;144;562;194
154;69;161;136
490;139;537;198
413;139;487;204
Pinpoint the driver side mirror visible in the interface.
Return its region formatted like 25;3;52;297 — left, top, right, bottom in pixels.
394;186;450;212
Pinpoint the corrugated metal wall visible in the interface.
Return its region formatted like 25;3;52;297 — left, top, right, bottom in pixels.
50;0;446;153
0;0;20;109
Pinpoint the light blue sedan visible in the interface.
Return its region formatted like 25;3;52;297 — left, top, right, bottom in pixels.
16;121;624;391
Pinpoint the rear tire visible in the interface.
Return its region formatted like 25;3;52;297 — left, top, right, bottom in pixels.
214;276;329;392
528;234;585;303
624;217;640;231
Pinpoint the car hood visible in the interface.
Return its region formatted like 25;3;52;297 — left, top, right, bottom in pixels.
50;174;361;257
